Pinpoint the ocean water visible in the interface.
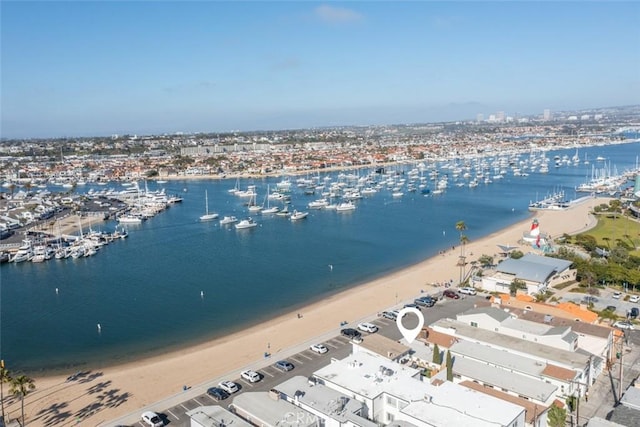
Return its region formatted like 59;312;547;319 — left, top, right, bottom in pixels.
1;141;639;373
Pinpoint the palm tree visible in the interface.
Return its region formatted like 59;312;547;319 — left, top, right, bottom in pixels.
10;374;35;426
456;220;468;283
0;362;11;424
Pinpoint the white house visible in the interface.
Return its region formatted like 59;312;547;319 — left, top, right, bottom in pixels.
313;352;526;427
481;253;574;295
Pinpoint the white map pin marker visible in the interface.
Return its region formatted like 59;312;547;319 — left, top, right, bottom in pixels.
396;307;424;344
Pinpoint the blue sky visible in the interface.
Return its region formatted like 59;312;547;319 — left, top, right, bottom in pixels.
2;1;639;138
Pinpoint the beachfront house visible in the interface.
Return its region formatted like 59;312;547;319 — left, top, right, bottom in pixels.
481;253;574;295
351;333;412;363
230;391;319;427
430;318;595;398
312;352;526;427
274;376;375;427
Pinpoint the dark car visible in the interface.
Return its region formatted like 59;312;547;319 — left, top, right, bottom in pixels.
629;307;640;319
274;360;294;372
414;296;436;307
207;387;229;401
403;303;421;310
605;305;617;312
341;328;362;339
443;290;460;299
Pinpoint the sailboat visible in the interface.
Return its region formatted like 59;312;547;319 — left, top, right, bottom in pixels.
200;190;219;221
262;185;280;214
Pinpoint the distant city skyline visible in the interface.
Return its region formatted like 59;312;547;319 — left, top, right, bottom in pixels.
2;1;639;138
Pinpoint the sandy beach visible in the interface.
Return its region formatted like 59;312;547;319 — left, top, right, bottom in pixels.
5;196;602;426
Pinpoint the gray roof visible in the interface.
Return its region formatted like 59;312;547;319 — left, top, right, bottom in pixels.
458;306;511;322
621;386;640;411
450;353;557;402
496;254;572;283
586;417;628;427
431;318;590;370
231;392;316;427
274;376;366;421
186;406;253;427
607;404;640;427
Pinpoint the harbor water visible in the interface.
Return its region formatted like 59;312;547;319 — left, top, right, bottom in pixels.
1;141;639;373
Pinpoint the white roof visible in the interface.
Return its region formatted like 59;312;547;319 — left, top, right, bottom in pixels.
401;382;524;427
314;352;524;426
231;392;316;427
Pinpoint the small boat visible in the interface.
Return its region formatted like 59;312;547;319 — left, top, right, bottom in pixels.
308;199;328;209
200;190;219;221
290;210;309;221
235;218;257;229
336;201;356;212
276;206;291;217
220;216;238;225
117;214;143;224
392;192;404;198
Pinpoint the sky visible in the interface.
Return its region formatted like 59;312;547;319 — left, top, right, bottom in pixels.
1;1;639;138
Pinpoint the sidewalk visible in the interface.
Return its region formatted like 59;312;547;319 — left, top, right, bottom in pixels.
576;338;640;426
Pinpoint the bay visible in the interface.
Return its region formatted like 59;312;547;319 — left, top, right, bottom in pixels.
2;141;639;373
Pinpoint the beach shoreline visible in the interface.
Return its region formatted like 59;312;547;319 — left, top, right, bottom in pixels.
6;196;602;427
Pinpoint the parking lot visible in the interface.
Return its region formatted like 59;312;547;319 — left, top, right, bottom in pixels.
108;293;478;427
569;287;640;318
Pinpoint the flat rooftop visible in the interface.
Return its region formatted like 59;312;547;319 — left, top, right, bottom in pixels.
186;406;253;427
431;318;590;370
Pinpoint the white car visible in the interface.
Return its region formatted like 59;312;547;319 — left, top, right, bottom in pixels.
218;380;239;394
629;295;640;303
613;321;634;330
241;370;261;383
357;322;379;333
310;344;328;354
612;291;622;299
459;287;477;295
141;411;163;427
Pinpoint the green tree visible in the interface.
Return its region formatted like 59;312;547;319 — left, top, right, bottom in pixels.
510;278;527;296
547;404;567;427
446;350;453;381
0;361;11;424
10;374;35;426
478;254;494;268
432;344;441;364
510;250;524;259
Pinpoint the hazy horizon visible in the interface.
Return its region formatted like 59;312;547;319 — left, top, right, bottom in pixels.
2;1;639;139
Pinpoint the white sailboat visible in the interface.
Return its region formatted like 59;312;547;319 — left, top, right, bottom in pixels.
200;190;219;221
261;185;280;214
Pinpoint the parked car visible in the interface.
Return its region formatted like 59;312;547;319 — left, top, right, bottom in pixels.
207;387;229;401
357;322;379;333
218;381;239;394
310;344;328;354
629;295;640;303
612;291;622;299
274;360;294;372
241;370;261;383
629;307;639;319
414;296;436;307
459;287;477;295
605;305;617;312
382;311;398;320
613;321;634;330
403;303;421;310
443;290;460;299
341;328;362;339
141;411;163;427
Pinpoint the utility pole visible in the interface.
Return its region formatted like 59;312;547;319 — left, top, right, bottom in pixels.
618;329;625;402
